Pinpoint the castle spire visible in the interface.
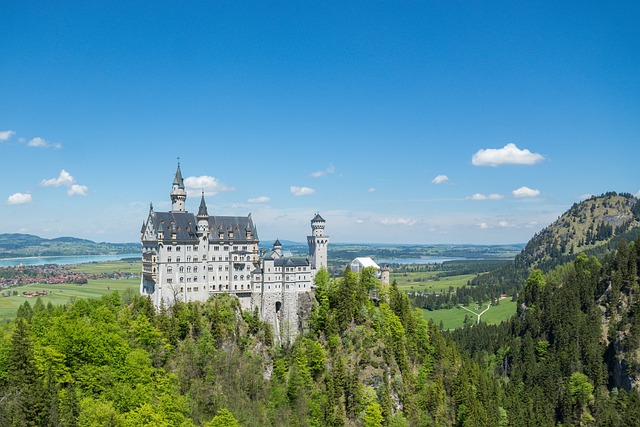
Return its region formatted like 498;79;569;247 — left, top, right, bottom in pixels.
197;191;208;218
170;160;187;212
173;160;185;189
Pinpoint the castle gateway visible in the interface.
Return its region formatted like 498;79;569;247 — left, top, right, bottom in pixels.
140;163;328;338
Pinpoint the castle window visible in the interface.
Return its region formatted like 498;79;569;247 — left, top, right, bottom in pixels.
187;256;191;262
193;266;198;272
194;287;198;292
234;275;237;280
187;246;191;251
187;277;191;282
218;256;223;261
240;275;244;280
167;278;172;283
179;266;184;273
176;257;181;262
242;246;247;251
177;246;181;251
187;287;191;292
208;265;213;272
233;246;238;251
233;256;237;261
193;245;198;251
167;246;172;252
187;267;191;273
214;246;219;251
193;256;198;262
167;257;172;263
224;246;229;251
218;265;222;271
180;277;184;282
180;287;184;292
167;267;172;273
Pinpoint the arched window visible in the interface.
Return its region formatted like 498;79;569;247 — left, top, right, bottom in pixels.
176;257;181;263
187;266;191;273
179;266;184;273
208;266;213;271
187;256;191;262
193;266;198;273
167;267;172;273
167;257;172;263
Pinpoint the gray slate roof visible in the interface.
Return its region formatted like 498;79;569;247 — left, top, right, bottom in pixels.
274;258;309;267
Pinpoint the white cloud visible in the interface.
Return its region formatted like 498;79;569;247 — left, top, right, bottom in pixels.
472;143;544;167
477;222;490;229
431;174;449;184
7;192;32;205
512;186;541;198
310;164;336;178
41;170;75;187
0;130;15;142
368;187;376;193
498;220;513;228
67;184;88;197
635;190;640;198
466;193;504;201
27;137;62;149
248;196;270;204
184;175;235;196
378;217;417;226
355;218;366;224
290;186;316;196
578;193;595;200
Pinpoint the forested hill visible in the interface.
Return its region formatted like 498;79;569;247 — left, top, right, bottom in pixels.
0;233;138;258
515;192;640;272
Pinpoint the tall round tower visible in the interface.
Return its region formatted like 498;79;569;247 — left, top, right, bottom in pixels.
170;162;187;212
307;213;329;273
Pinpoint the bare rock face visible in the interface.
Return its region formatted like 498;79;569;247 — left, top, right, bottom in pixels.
297;291;315;335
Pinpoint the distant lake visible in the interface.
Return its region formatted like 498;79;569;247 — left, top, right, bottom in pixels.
0;253;140;268
376;257;466;265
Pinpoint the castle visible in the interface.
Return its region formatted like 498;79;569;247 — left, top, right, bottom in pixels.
140;163;328;339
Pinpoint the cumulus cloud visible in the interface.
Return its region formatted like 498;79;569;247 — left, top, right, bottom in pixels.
7;192;32;205
466;193;504;201
498;220;513;228
67;184;88;197
355;218;366;224
368;187;376;193
248;196;270;204
431;174;449;184
40;170;89;196
27;137;62;149
472;143;544;167
41;170;75;187
309;164;336;178
477;222;490;229
184;175;235;196
0;130;15;142
512;186;541;198
378;217;417;226
290;186;316;196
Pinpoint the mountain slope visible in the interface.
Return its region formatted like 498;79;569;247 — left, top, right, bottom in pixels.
516;192;640;271
0;233;139;258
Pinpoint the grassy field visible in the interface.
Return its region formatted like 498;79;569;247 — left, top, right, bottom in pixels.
422;300;517;330
392;272;476;293
71;260;140;275
0;260;141;321
0;278;139;321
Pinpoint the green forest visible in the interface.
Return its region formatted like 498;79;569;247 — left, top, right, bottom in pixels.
1;193;640;426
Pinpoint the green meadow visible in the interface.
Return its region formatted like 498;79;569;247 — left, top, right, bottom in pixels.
0;261;141;321
423;299;517;330
392;272;476;293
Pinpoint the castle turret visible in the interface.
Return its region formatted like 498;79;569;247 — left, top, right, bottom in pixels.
170;162;187;212
197;192;209;236
308;213;329;273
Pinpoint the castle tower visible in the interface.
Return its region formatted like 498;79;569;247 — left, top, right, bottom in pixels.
170;162;187;212
307;213;329;272
197;192;209;236
380;264;390;285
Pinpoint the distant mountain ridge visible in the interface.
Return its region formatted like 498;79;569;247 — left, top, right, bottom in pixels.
515;192;640;272
0;233;139;258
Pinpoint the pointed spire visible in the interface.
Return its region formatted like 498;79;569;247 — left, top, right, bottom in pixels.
198;191;208;218
274;239;282;248
173;161;185;189
140;221;146;234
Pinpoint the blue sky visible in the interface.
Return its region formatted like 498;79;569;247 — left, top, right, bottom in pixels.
2;2;639;244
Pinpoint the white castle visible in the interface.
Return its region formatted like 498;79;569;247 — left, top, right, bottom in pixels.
140;163;329;338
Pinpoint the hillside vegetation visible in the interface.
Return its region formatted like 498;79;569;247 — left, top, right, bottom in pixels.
0;234;138;258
